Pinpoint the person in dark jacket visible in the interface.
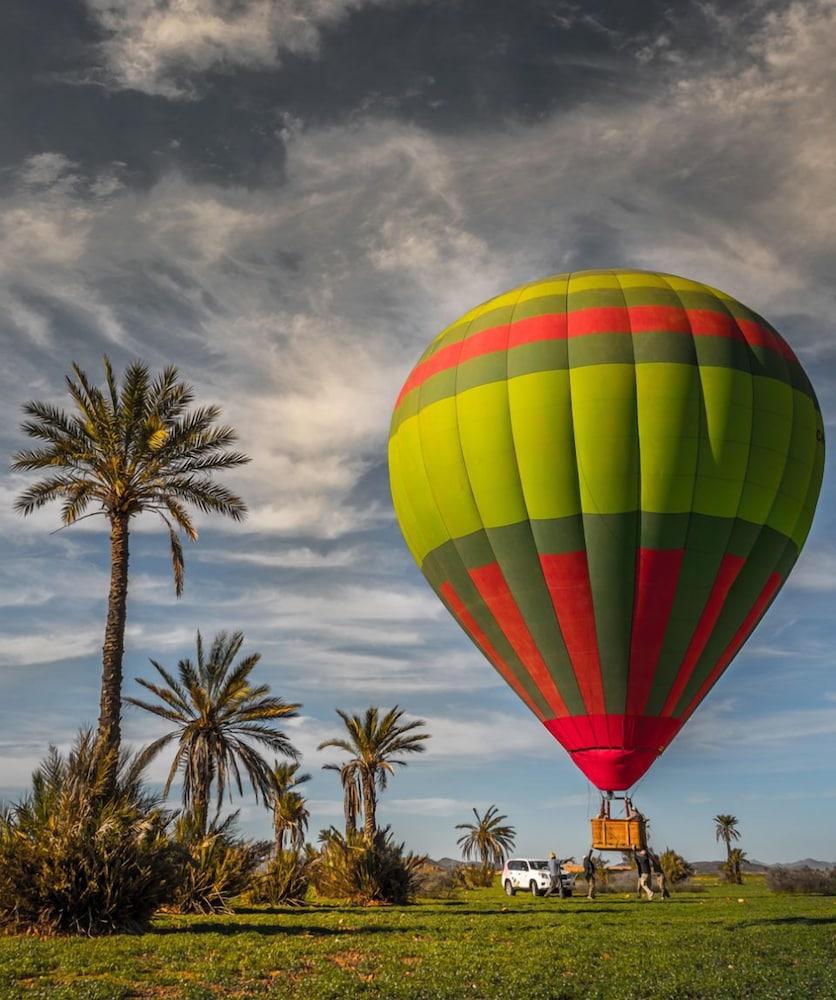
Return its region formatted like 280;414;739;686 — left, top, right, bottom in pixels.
633;847;654;900
649;849;669;899
583;849;597;900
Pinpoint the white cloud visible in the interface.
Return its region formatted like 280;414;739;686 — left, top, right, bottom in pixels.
423;711;553;763
383;797;462;815
85;0;400;98
19;153;79;191
788;548;836;592
200;544;360;569
681;700;836;752
0;629;101;668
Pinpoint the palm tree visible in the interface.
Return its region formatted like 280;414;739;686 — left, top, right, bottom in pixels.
714;814;741;872
455;805;516;871
323;759;363;837
727;847;748;885
318;706;430;839
271;762;311;852
128;630;300;837
11;358;249;765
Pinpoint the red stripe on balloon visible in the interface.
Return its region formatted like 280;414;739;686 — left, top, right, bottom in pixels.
469;562;569;718
395;307;796;406
395;313;567;406
539;551;606;715
545;714;683;790
661;553;746;717
627;548;685;716
439;581;547;721
679;572;782;723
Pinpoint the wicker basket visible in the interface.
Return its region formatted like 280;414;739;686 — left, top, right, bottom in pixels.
590;817;647;851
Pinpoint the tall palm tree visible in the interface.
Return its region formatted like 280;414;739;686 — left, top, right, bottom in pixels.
128;630;300;837
455;805;516;871
318;706;430;840
714;814;741;868
11;358;249;765
271;762;311;852
323;759;362;837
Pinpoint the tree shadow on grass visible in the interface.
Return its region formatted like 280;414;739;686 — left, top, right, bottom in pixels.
737;916;836;928
152;922;400;938
153;903;629;936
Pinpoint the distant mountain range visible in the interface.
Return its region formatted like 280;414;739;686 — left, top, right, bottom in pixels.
431;857;835;872
691;858;835;873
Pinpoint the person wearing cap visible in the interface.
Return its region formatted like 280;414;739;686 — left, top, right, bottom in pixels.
545;851;566;898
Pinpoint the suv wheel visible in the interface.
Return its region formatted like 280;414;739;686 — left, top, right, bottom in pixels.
504;880;515;897
529;880;540;897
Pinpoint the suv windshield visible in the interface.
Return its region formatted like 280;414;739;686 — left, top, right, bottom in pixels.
529;861;549;870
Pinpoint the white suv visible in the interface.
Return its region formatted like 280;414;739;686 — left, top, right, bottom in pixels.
502;859;575;897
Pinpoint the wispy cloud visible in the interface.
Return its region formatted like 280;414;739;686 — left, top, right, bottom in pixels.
681;700;836;752
788;547;836;592
84;0;404;99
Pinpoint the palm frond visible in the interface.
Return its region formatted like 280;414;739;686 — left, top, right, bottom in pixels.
128;630;299;832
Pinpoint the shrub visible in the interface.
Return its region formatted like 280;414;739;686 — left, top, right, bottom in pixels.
765;866;836;895
722;847;747;885
0;732;183;936
311;827;426;905
171;813;270;914
456;863;495;889
591;854;610;890
605;871;638;894
248;849;311;907
660;847;695;887
415;866;460;899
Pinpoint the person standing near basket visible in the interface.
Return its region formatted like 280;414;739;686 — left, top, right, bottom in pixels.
649;849;669;899
633;847;654;901
583;849;597;900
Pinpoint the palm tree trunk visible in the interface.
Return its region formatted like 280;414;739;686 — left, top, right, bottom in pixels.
362;774;377;841
344;799;356;838
193;779;210;839
97;513;130;763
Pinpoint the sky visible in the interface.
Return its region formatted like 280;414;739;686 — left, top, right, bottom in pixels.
1;0;835;864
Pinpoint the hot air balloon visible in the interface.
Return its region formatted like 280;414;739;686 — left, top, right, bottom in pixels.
388;269;824;800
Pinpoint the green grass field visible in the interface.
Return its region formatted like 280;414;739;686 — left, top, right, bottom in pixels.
1;878;833;1000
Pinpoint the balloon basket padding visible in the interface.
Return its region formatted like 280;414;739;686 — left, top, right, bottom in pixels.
590;817;647;852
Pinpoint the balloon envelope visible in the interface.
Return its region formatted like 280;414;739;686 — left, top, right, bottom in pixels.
389;270;824;790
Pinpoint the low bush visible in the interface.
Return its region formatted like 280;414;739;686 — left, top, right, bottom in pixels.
765;866;836;895
171;814;270;914
0;732;183;936
456;864;495;890
603;872;637;894
659;847;695;889
248;849;311;907
311;827;426;905
415;866;459;899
